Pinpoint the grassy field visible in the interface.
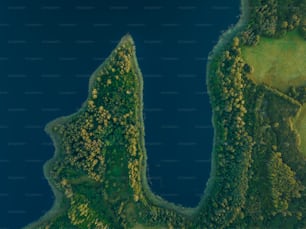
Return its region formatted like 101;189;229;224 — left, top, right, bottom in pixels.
242;31;306;91
294;105;306;155
243;31;306;156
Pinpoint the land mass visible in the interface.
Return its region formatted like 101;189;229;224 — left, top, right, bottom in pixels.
25;0;306;228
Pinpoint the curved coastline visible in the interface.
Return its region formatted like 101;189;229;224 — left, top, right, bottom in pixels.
23;118;69;228
197;0;251;210
25;0;252;227
138;0;252;217
23;37;134;228
132;37;195;217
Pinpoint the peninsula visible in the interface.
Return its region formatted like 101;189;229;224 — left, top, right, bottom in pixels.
25;0;306;228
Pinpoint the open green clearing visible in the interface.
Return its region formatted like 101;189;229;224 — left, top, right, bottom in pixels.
242;31;306;156
294;105;306;156
242;31;306;91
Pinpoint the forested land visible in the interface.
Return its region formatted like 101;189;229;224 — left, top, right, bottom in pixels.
241;0;306;45
25;0;306;228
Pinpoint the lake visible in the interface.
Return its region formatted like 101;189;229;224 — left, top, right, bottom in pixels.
0;0;239;228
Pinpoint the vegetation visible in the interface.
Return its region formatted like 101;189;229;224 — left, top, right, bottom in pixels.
24;0;306;228
241;31;306;91
244;0;306;39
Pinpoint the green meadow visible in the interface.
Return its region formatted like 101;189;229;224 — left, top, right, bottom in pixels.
294;105;306;156
242;31;306;91
243;31;306;156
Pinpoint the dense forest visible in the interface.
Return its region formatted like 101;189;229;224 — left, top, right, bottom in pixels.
242;0;306;44
25;0;306;228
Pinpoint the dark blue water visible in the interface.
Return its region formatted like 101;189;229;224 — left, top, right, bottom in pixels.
0;0;239;228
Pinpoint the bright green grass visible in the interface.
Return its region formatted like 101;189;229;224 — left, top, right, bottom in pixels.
243;31;306;156
242;31;306;154
242;31;306;91
294;105;306;155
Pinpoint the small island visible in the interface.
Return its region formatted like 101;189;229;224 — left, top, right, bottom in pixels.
25;0;306;228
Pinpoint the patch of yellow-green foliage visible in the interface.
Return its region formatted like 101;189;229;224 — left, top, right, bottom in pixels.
242;31;306;91
294;105;306;156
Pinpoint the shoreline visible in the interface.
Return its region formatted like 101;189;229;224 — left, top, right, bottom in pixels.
23;37;126;228
195;0;251;210
131;36;195;216
23;118;67;228
23;116;77;229
138;0;252;216
25;0;252;226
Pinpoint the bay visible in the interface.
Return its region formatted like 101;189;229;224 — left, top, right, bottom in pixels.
0;0;239;228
